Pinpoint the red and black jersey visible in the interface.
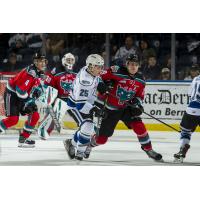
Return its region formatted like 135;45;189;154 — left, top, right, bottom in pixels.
44;67;76;98
98;66;145;110
7;64;43;100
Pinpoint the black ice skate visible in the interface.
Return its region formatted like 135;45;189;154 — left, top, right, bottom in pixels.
142;147;163;161
0;126;5;134
63;139;75;159
84;145;92;159
174;144;190;163
75;150;84;161
18;136;35;148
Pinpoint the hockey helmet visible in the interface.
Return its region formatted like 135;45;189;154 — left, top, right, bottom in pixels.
62;53;75;71
126;54;140;64
86;54;104;68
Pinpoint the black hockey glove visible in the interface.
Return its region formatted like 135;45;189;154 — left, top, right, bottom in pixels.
90;106;107;119
97;82;109;95
129;98;144;116
21;99;38;115
97;80;115;95
30;87;42;99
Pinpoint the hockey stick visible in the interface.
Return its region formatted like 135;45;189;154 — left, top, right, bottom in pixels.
95;91;109;136
107;92;181;133
39;84;62;133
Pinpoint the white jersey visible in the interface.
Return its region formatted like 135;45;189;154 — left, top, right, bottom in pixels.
67;66;101;114
186;75;200;116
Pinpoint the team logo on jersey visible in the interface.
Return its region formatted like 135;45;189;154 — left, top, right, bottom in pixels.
60;80;73;91
116;85;135;102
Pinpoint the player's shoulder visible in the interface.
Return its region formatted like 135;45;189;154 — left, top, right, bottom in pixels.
26;64;39;78
49;66;65;76
134;72;146;85
193;75;200;82
78;66;96;85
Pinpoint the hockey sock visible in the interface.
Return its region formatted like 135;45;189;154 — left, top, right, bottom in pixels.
130;121;152;151
1;116;19;129
77;130;91;153
93;135;108;146
21;112;40;138
180;126;192;147
71;131;78;146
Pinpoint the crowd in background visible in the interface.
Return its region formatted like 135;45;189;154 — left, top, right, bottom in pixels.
0;33;200;80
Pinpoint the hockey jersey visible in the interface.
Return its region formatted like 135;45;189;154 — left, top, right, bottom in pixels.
186;75;200;115
44;69;76;98
67;66;101;114
97;66;145;110
7;64;43;100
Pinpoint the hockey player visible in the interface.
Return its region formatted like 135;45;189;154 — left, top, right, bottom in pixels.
0;53;47;147
38;53;76;139
84;54;163;161
63;54;106;160
174;75;200;163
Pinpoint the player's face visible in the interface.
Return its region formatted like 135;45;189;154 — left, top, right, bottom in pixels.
91;65;103;76
127;61;139;75
35;58;47;71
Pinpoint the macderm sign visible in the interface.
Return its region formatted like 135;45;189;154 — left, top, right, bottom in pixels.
142;81;191;120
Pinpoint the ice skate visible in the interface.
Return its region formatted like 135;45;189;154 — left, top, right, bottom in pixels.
174;144;190;163
84;145;92;159
63;139;75;159
18;137;35;148
142;147;163;161
75;150;84;161
0;126;5;134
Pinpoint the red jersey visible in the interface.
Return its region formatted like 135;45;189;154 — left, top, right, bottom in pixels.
7;65;42;99
44;71;76;98
98;66;145;110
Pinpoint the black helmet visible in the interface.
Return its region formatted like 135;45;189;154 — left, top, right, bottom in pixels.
33;52;46;60
126;54;139;63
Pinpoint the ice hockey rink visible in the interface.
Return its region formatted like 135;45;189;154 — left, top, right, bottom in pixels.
0;130;200;166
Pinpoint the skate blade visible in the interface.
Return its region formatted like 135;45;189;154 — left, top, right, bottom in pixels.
18;144;35;148
173;157;184;163
63;141;75;160
154;158;164;163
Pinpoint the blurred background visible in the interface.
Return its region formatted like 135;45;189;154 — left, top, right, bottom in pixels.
0;33;200;80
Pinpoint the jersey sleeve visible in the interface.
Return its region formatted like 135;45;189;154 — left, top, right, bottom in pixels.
188;78;196;97
44;72;56;88
15;72;35;99
101;68;123;82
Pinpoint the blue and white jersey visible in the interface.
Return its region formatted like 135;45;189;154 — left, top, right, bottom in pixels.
67;66;101;114
186;75;200;115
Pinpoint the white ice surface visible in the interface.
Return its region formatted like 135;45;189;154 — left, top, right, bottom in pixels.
0;130;200;166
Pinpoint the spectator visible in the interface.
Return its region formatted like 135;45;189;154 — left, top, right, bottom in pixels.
160;68;171;80
138;39;156;65
8;34;26;56
46;34;67;62
142;56;160;80
184;65;200;80
1;53;22;72
0;33;10;61
114;35;138;65
25;33;45;54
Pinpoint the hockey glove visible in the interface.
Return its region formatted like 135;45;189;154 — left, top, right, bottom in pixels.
30;87;43;99
129;98;144;116
90;106;107;119
21;99;38;115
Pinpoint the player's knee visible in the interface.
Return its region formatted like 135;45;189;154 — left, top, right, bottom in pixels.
31;112;40;122
9;116;19;126
95;135;108;145
130;121;147;135
80;120;94;136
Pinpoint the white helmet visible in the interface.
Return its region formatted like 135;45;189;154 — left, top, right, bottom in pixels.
86;54;104;68
62;53;75;71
